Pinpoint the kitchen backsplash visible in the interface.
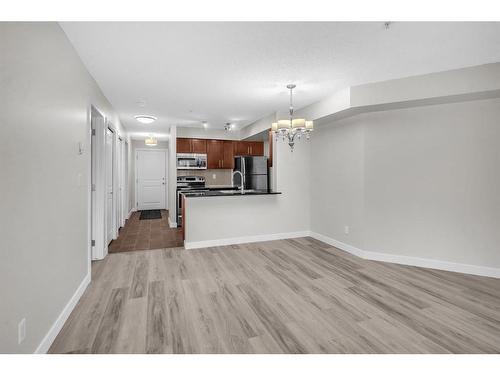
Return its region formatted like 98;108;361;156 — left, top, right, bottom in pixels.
177;169;233;186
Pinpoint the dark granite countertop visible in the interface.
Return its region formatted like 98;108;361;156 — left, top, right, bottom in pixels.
182;189;281;198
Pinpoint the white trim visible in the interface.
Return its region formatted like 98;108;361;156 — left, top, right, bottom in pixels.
90;105;107;261
168;216;177;229
127;208;136;220
184;231;311;250
34;273;91;353
309;232;500;279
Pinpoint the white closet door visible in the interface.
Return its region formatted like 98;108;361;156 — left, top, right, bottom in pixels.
105;128;114;243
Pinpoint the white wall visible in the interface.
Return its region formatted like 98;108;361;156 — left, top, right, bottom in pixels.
310;119;365;249
0;22;123;353
310;97;500;270
177;126;240;140
184;139;311;247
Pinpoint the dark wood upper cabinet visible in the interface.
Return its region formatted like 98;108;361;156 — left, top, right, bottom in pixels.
177;138;263;169
176;138;192;153
207;140;224;169
234;141;250;156
223;141;235;169
176;138;207;153
249;141;264;156
191;138;207;153
235;141;264;156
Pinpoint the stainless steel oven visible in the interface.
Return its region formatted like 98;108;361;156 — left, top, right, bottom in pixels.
176;176;206;227
176;153;207;170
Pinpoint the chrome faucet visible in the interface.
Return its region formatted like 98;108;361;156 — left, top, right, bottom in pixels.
232;170;244;194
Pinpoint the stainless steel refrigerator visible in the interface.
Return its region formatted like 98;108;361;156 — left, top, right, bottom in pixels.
233;156;268;191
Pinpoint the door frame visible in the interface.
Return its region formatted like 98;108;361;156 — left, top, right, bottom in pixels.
134;148;168;211
90;105;107;261
116;136;123;232
106;124;117;248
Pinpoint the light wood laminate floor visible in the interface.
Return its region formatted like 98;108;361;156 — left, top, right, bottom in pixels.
49;237;500;353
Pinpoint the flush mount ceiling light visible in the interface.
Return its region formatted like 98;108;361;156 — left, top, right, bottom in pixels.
271;84;313;151
145;135;158;146
134;115;157;124
202;121;208;128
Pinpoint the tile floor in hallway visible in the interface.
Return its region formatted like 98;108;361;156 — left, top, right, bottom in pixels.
109;210;183;253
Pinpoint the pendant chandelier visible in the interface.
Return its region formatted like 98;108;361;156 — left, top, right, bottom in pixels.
271;84;313;151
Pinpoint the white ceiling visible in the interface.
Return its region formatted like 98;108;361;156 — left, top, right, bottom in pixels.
60;22;500;138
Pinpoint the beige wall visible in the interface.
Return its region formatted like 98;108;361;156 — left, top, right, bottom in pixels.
0;23;123;353
310;97;500;269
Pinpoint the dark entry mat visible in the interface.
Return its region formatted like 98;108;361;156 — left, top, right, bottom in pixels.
139;209;162;220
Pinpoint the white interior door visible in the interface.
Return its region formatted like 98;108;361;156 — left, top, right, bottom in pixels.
117;138;123;229
136;149;166;210
121;141;127;226
106;128;114;244
123;141;129;224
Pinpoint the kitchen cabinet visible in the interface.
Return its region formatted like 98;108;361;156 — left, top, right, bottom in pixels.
249;141;264;156
176;138;192;153
191;138;207;153
207;140;235;169
234;141;264;156
207;140;224;169
235;141;250;156
177;137;263;168
176;138;207;153
222;141;235;169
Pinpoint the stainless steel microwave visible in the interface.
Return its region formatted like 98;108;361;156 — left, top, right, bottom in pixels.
176;153;207;170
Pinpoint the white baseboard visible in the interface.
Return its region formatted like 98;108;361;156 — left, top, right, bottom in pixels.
167;216;177;229
127;208;136;220
309;232;500;279
34;273;91;353
185;231;311;250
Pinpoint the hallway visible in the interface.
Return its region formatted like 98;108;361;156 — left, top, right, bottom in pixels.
109;210;183;253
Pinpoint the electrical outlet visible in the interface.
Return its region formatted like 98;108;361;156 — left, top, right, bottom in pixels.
212;173;216;180
344;226;350;235
18;318;26;344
